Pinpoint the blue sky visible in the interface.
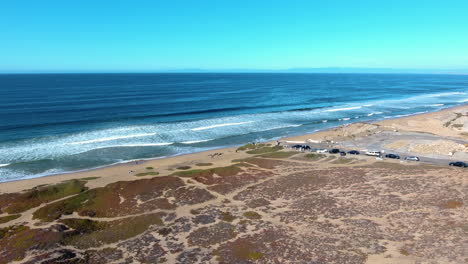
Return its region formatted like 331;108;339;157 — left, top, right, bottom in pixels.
1;0;468;73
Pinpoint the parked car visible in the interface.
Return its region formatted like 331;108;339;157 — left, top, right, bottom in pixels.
385;154;400;159
316;149;328;153
366;151;381;157
405;156;420;161
340;151;346;156
449;161;468;168
347;150;360;155
291;145;303;149
329;149;340;154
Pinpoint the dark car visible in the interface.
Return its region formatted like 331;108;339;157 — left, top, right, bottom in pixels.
347;150;360;155
449;161;468;167
340;151;346;156
329;149;340;154
291;145;303;149
385;154;400;159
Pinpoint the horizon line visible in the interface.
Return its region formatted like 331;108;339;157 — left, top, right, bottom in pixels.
1;67;468;75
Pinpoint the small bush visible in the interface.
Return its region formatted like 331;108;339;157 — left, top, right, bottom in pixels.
0;214;21;224
81;177;100;181
145;167;154;170
246;146;283;154
331;158;354;164
172;169;204;177
305;153;326;160
247;252;264;260
190;209;201;215
243;211;261;220
399;249;410;256
177;166;192;170
196;162;213;166
258;151;296;158
236;144;256;151
440;200;463;209
135;172;159;177
220;211;236;222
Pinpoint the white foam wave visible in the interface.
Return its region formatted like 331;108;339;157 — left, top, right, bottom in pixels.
363;104;374;107
75;143;173;153
458;98;468;103
68;133;157;145
426;104;444;107
427;92;465;97
367;112;383;116
261;124;303;132
392;111;428;118
323;106;362;112
277;124;303;128
322;120;328;123
341;118;351;121
0;163;10;168
110;143;173;147
191;121;253;131
180;139;213;144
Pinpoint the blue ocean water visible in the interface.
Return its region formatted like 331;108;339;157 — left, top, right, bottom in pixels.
0;73;467;182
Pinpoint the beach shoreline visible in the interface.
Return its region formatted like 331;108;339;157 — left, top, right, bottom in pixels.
0;104;466;264
1;104;466;194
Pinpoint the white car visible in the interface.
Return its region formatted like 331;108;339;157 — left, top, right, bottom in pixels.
405;156;420;161
316;149;328;153
366;151;381;157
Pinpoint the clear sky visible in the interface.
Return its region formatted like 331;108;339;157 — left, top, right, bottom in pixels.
1;0;468;73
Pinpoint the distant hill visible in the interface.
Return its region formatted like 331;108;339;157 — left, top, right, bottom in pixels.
284;67;468;74
162;67;468;75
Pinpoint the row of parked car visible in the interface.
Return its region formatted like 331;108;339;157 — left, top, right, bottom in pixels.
290;145;467;167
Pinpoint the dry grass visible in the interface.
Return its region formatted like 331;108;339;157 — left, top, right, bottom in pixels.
440;200;463;209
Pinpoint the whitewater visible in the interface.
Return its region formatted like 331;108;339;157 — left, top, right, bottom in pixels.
0;73;467;182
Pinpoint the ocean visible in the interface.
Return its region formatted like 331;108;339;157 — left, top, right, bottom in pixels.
1;73;467;182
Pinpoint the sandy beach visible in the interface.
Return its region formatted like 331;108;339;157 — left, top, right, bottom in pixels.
2;105;466;194
0;105;467;263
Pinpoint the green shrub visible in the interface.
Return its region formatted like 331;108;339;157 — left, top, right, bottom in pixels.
135;172;159;177
220;211;236;222
258;151;296;158
305;153;326;160
243;211;261;220
196;162;213;166
246;146;283;154
0;214;21;224
0;180;88;214
80;177;100;181
236;143;256;151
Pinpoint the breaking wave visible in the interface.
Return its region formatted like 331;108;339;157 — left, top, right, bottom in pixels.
68;133;157;145
191;121;254;131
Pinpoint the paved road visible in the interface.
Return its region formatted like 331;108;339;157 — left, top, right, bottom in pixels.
281;130;468;168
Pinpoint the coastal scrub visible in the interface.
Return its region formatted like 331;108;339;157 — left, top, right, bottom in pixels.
0;180;88;214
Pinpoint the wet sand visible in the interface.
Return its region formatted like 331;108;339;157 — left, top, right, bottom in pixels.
1;105;466;195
